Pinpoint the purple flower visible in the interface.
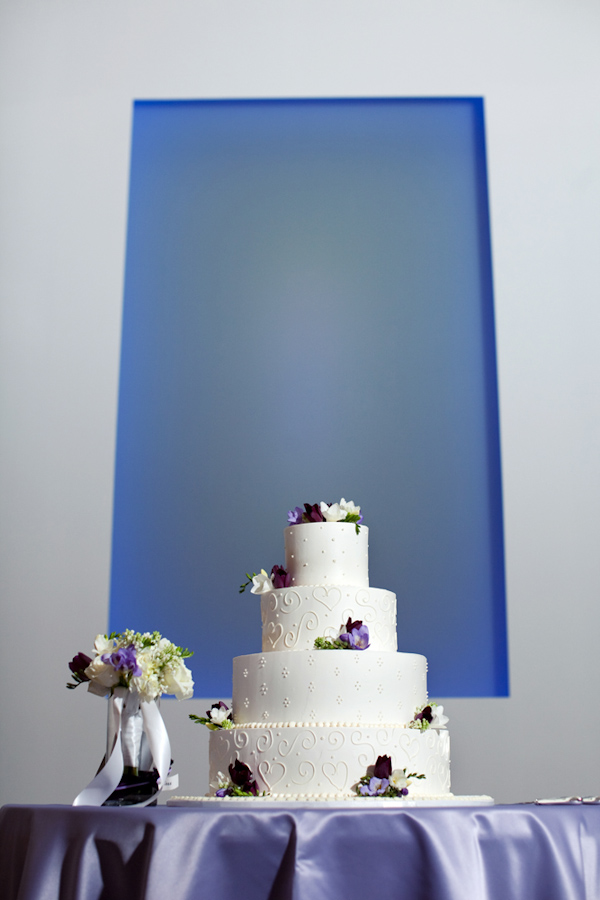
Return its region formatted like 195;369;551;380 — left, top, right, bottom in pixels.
229;759;259;796
373;755;392;780
271;565;292;589
364;776;389;796
413;705;433;726
215;787;232;797
68;652;92;679
339;618;370;650
102;644;142;677
287;507;304;525
303;503;326;523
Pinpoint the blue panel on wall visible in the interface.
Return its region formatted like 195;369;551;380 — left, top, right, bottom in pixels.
110;98;507;698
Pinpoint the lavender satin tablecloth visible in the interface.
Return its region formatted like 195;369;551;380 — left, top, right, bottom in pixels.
1;804;599;900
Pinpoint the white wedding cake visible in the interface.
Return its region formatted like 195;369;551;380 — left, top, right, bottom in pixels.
206;501;454;801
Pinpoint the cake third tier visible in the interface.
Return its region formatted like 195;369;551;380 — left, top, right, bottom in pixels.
260;585;397;652
233;650;427;725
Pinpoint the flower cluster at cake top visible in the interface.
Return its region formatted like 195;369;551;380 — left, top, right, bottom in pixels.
239;565;291;594
288;499;362;532
314;617;370;651
355;755;425;798
409;702;449;731
210;760;262;797
190;701;233;731
67;630;194;702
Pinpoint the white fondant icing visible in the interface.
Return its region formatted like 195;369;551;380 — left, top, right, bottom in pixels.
209;725;451;798
233;650;427;726
261;586;397;652
284;524;369;587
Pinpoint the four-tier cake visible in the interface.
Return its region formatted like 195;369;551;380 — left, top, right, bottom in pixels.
207;501;453;800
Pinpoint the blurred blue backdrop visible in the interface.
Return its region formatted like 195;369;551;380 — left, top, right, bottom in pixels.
110;98;507;697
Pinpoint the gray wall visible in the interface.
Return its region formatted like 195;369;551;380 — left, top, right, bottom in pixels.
1;0;599;806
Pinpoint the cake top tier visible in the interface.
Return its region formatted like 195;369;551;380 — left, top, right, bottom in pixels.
284;522;369;587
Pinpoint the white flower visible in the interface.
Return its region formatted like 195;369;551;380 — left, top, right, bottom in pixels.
135;674;161;703
209;772;228;794
84;657;120;689
319;502;346;522
250;569;274;594
390;769;410;791
431;704;449;728
339;498;361;517
162;658;194;700
209;706;230;725
93;633;114;655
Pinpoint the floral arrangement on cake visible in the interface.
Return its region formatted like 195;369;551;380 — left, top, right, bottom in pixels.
288;498;362;532
240;565;291;594
409;702;449;731
354;755;425;798
240;498;363;593
314;617;370;650
210;760;262;797
190;701;233;730
67;630;194;702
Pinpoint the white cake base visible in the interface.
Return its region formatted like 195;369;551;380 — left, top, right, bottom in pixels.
168;795;494;808
209;723;451;798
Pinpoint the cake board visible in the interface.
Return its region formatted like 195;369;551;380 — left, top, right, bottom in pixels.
167;795;495;809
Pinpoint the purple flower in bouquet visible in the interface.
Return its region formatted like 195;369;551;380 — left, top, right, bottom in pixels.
66;652;92;689
229;759;259;796
102;644;142;678
69;652;92;678
373;755;393;780
339;617;370;650
271;565;292;589
287;506;304;525
303;503;326;523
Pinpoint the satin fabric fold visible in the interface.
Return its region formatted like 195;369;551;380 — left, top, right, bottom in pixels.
1;805;599;900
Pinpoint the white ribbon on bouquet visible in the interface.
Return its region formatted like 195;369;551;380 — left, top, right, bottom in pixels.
73;686;174;807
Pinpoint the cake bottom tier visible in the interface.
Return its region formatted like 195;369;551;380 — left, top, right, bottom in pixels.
209;724;451;799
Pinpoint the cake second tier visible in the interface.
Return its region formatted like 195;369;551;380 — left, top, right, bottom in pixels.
261;585;397;652
233;650;427;726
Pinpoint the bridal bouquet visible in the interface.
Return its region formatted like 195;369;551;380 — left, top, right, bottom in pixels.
67;629;194;701
68;629;194;807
